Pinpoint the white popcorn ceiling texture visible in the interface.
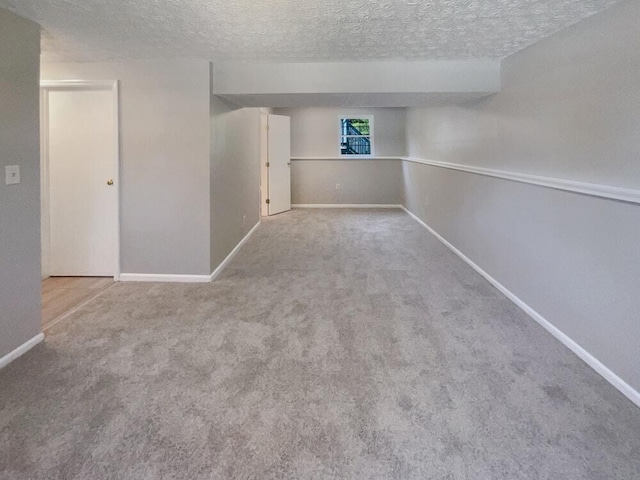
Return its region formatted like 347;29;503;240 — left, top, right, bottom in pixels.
0;0;621;62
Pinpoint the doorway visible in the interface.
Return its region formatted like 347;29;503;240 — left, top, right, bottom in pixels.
40;80;120;328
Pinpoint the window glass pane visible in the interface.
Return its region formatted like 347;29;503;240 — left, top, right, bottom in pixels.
341;136;371;155
341;118;370;136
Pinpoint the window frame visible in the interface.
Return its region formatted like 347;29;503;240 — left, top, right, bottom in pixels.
339;115;374;157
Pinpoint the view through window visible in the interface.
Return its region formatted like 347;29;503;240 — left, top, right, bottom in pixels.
340;117;372;156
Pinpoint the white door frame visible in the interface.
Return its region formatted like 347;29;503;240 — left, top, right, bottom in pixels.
40;80;121;280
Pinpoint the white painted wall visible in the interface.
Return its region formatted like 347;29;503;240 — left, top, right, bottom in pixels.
0;8;42;359
41;60;212;276
210;95;261;271
403;0;640;398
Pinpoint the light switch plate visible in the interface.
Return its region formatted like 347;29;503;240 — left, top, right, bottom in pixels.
5;165;20;185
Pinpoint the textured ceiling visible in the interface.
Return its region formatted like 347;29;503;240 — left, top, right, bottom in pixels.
0;0;621;63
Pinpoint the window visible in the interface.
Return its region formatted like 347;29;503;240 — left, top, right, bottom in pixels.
340;116;373;156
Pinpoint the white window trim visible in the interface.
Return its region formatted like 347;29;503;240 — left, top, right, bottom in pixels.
339;115;374;157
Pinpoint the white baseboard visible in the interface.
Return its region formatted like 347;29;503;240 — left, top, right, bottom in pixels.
0;333;45;370
400;205;640;409
119;273;212;283
211;221;261;281
292;204;402;209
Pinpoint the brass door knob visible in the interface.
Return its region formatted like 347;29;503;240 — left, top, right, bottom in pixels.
107;179;114;186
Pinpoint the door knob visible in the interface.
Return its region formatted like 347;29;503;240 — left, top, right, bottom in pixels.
107;179;114;186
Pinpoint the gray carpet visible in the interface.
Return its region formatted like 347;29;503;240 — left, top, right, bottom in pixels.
1;209;639;479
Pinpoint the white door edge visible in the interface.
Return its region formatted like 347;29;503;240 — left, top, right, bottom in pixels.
267;114;291;216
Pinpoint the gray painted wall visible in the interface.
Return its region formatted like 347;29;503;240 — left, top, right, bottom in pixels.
405;4;640;188
278;107;405;205
291;160;403;205
404;0;640;394
41;60;212;275
0;9;42;358
210;95;261;272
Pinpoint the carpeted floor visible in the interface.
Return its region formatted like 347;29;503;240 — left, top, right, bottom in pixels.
1;209;639;479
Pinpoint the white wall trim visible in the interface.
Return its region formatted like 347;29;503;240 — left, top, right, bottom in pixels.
0;334;45;370
400;205;640;409
292;204;402;209
210;221;261;281
402;157;640;205
119;273;212;283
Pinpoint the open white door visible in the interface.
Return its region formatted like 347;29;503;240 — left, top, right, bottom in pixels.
267;114;291;216
42;82;119;277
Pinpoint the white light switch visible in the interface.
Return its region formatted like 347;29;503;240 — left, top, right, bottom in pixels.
5;165;20;185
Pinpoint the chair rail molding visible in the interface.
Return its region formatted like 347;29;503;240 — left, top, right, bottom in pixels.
401;157;640;205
